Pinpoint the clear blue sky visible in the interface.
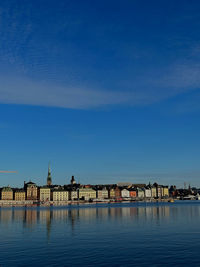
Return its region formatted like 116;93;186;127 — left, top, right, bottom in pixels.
0;0;200;187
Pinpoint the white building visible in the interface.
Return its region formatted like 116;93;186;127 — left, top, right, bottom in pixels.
121;189;130;198
144;188;152;198
137;188;145;199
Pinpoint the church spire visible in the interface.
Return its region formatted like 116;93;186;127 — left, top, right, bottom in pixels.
71;175;76;185
47;163;52;186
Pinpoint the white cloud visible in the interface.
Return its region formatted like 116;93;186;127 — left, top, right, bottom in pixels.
0;76;131;109
0;63;200;109
1;51;200;110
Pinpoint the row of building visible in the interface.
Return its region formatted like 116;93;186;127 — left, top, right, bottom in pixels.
0;166;170;201
1;187;170;202
0;182;169;202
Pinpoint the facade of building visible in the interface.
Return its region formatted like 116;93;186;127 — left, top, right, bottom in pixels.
97;188;108;199
15;190;26;201
114;187;121;198
1;187;13;200
137;188;145;199
79;188;96;200
121;189;130;198
70;190;78;200
129;190;137;198
162;186;169;198
144;188;152;198
151;187;157;198
25;182;38;200
109;188;115;199
156;186;162;198
40;187;51;201
53;190;69;201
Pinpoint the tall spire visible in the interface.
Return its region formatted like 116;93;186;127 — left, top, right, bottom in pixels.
71;175;76;185
47;163;52;186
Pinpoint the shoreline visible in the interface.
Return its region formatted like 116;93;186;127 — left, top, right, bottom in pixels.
0;198;180;207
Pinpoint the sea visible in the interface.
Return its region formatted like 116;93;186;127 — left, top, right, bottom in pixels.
0;201;200;266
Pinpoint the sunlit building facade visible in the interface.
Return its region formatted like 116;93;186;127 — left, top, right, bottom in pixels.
25;182;38;200
1;187;13;200
40;187;51;202
79;188;96;200
53;190;69;201
15;191;26;201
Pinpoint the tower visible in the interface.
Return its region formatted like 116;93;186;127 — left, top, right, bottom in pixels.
47;164;52;186
71;175;76;185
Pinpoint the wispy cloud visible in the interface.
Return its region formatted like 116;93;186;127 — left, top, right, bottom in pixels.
0;76;131;109
0;60;200;109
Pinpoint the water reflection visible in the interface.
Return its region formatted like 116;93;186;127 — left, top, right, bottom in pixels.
1;203;200;240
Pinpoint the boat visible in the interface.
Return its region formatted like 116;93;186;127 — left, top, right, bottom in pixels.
168;199;174;203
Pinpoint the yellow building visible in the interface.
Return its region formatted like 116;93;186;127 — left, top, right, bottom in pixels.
15;191;26;201
1;186;13;200
25;182;38;200
162;186;169;197
79;188;96;200
53;190;69;201
40;187;51;202
151;187;157;198
109;188;115;199
97;188;109;199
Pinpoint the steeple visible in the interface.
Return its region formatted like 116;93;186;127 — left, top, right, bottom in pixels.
71;175;76;185
47;163;52;186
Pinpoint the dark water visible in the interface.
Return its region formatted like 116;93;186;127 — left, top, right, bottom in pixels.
0;202;200;266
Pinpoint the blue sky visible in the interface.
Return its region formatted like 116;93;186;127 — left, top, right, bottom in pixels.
0;0;200;187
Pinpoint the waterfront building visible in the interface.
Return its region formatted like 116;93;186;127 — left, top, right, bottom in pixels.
156;185;162;198
24;181;38;200
121;189;130;198
53;190;69;201
114;187;121;198
151;186;157;198
97;188;109;199
137;188;145;199
109;188;115;199
15;190;26;201
144;188;152;198
70;190;78;200
47;164;52;186
162;186;169;198
79;188;96;200
40;187;51;202
1;186;13;200
129;189;137;198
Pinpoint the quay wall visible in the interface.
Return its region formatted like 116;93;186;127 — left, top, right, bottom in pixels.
0;198;173;207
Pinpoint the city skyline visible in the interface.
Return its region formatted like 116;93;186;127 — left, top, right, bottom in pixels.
1;0;200;187
0;164;197;189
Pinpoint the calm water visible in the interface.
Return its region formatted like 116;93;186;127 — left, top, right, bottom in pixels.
0;201;200;266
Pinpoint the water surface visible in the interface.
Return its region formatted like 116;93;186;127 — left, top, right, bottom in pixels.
0;202;200;266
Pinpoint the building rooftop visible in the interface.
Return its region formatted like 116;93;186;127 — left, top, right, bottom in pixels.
25;181;37;186
2;186;13;192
